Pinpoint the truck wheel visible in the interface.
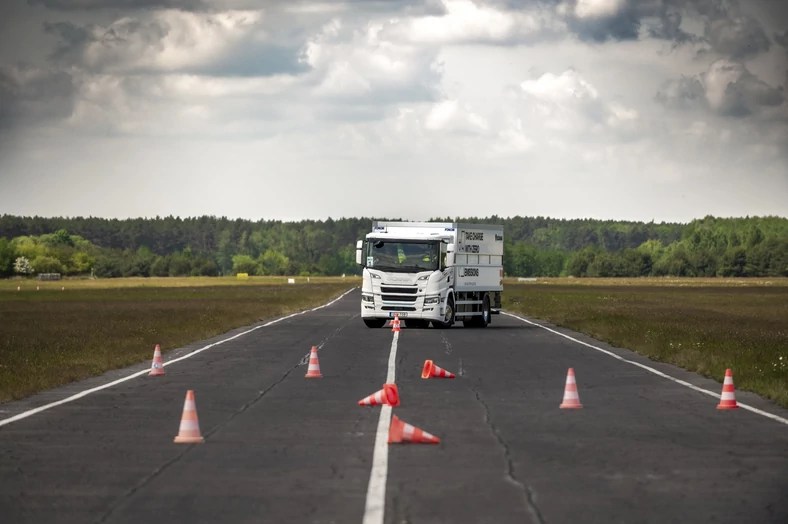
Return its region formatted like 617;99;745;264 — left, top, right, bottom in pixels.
363;318;387;328
432;296;455;329
479;294;491;328
465;294;490;328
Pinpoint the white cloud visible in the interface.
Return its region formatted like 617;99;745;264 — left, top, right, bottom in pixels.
515;68;641;138
313;60;373;96
489;118;535;156
75;10;263;73
385;0;565;45
520;69;600;102
423;99;489;134
574;0;627;20
308;65;644;165
62;70;305;137
301;17;443;102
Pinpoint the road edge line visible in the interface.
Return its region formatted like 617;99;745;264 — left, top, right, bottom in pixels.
362;330;399;524
502;311;788;426
0;287;357;429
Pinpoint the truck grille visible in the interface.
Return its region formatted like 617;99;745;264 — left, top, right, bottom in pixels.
381;285;417;303
381;295;416;302
381;306;417;312
380;286;417;294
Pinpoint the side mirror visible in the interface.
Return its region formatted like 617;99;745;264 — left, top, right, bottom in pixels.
355;240;363;266
445;253;455;266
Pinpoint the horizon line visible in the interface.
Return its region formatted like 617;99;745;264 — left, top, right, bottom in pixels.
2;213;787;226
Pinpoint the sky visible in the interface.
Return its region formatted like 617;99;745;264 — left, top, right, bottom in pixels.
0;0;787;224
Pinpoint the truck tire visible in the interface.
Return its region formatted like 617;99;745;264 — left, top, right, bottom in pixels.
363;318;387;328
479;294;491;328
464;294;490;328
432;295;455;329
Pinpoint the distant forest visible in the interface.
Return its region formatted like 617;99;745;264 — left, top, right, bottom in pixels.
1;214;787;279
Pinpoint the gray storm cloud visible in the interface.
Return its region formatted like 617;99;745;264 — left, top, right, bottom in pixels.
0;64;76;129
656;59;785;118
29;0;207;9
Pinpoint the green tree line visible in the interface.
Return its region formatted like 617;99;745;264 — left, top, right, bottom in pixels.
0;214;786;278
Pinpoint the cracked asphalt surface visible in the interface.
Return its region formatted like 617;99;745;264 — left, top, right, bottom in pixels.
2;288;788;523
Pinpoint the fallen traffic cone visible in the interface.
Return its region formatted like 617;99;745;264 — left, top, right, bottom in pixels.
174;390;204;444
359;383;400;407
388;415;440;444
559;368;582;409
717;368;739;410
149;344;165;376
422;359;455;379
305;346;322;378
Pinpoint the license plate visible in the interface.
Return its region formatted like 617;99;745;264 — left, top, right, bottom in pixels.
389;312;408;317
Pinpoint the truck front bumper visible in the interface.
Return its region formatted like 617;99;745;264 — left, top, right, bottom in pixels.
360;296;444;322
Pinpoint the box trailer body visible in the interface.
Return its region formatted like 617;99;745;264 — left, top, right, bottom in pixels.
355;221;504;329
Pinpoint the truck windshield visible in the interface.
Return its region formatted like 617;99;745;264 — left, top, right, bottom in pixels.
366;240;439;272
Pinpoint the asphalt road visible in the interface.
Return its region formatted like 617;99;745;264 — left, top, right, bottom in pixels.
1;287;787;524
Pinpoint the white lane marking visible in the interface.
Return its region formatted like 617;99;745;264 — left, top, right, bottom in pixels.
502;311;788;426
0;287;357;429
362;330;399;524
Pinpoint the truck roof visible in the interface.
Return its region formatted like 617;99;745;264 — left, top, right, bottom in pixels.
371;221;503;230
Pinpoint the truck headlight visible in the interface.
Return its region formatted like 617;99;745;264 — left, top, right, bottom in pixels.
362;294;375;303
424;296;440;305
417;274;429;281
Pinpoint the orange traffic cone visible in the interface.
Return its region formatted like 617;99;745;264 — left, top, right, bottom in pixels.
388;415;440;444
421;360;455;379
149;344;165;376
559;368;582;409
174;390;204;444
305;346;322;378
391;314;401;332
717;368;739;409
359;383;400;407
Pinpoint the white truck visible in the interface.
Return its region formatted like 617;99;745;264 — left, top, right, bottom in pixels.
355;221;504;329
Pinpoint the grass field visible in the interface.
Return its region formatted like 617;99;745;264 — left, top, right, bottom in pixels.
505;276;788;287
1;275;360;291
0;277;357;402
502;278;788;408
